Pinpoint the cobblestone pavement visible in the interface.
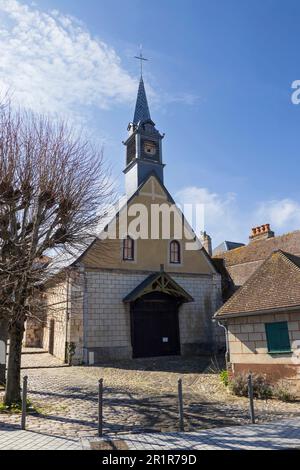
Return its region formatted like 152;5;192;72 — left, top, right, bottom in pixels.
94;418;300;450
0;349;300;440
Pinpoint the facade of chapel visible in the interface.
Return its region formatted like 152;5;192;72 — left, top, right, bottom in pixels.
26;75;224;364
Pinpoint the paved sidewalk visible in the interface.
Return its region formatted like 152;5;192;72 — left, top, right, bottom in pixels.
1;418;299;450
0;427;81;450
86;418;300;450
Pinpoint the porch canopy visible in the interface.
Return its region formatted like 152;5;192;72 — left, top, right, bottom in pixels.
123;271;194;304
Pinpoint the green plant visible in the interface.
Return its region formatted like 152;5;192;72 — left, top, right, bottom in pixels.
0;399;38;414
229;373;273;399
220;370;229;387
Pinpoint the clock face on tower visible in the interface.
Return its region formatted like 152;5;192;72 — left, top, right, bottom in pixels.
144;141;157;157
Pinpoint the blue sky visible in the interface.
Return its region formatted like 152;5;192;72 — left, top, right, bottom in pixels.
1;0;300;246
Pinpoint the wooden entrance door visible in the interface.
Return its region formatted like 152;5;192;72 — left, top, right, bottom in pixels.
131;292;180;358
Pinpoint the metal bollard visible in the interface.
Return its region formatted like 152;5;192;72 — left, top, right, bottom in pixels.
21;375;28;430
248;373;255;424
98;378;103;437
178;378;184;432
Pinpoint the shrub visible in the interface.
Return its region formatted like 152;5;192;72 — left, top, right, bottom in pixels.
220;370;229;387
273;381;296;402
229;373;273;399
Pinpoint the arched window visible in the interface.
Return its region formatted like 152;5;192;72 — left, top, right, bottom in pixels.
123;236;134;261
170;240;181;264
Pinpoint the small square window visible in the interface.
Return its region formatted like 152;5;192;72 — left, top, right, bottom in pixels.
265;321;291;354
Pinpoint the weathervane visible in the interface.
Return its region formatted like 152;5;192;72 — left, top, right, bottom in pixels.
134;45;148;77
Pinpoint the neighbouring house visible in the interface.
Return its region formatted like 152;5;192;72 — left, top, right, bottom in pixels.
29;75;224;364
214;250;300;383
214;224;300;289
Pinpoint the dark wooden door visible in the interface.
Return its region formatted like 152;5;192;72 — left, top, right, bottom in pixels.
131;292;180;358
49;319;55;355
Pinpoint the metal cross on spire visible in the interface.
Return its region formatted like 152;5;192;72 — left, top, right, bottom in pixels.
134;45;148;77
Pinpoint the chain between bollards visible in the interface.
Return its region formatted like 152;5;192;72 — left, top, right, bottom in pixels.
98;378;103;437
21;375;28;430
178;378;184;432
248;373;255;424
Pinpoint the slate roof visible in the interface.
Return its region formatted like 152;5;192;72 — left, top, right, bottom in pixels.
214;230;300;267
133;77;151;124
215;250;300;318
213;241;245;256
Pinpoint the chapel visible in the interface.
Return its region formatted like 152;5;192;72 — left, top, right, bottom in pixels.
26;74;224;364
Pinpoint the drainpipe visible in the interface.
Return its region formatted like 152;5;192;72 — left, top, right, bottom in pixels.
213;318;230;369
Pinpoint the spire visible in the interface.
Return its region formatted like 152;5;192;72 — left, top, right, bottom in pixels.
133;76;151;125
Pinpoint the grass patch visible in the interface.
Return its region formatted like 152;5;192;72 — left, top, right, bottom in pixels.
0;399;40;414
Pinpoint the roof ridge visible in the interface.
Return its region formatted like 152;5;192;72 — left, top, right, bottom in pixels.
279;250;300;273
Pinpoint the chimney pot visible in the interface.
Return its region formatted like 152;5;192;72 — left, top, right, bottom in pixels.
249;223;274;242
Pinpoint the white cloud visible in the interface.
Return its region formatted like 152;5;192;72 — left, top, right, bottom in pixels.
176;186;300;247
256;198;300;230
175;186;242;245
0;0;138;121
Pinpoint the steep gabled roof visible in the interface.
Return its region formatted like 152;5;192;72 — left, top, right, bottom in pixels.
213;230;300;266
215;250;300;318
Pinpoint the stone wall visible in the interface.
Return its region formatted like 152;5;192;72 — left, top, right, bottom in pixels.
24;317;43;348
43;279;69;362
227;311;300;381
42;267;224;364
82;269;224;362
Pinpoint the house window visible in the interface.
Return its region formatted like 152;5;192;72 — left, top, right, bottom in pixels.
170;240;181;264
265;321;291;353
123;236;134;261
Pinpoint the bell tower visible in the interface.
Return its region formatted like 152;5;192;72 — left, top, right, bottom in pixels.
123;73;165;199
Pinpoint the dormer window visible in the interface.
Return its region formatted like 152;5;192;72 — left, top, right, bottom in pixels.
170;240;181;264
123;236;134;261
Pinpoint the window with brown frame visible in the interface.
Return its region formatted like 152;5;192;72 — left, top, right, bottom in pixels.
123;236;134;261
170;240;181;264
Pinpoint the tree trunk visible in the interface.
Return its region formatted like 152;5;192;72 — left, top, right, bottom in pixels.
0;317;8;386
4;320;25;406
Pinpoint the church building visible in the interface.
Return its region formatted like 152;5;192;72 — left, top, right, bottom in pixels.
31;74;224;364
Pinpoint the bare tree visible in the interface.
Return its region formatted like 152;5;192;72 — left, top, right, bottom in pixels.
0;103;112;405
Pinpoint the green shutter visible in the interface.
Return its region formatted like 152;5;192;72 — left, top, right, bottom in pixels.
265;322;291;353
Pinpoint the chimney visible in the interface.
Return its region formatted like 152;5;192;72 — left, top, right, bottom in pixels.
200;231;212;256
249;224;275;243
